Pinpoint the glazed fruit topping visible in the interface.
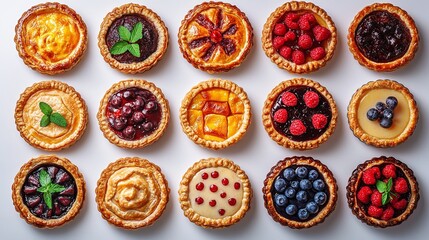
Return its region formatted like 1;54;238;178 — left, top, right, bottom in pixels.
366;96;398;128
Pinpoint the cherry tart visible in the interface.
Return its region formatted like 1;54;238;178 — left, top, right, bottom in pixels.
347;156;419;228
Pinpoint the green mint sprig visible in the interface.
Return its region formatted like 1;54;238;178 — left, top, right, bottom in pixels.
376;178;397;205
37;170;65;209
110;22;143;57
39;102;67;128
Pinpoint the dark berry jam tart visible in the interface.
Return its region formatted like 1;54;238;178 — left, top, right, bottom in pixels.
348;3;419;72
347;156;419;228
15;80;88;151
263;156;337;229
178;2;253;73
12;155;85;228
179;158;252;228
96;157;169;229
262;1;337;74
262;78;337;150
98;3;168;74
348;80;418;148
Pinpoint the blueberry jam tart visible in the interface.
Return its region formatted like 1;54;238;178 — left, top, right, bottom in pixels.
263;156;337;229
12;155;85;228
97;80;169;148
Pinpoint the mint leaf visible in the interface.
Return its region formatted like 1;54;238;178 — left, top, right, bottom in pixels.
130;22;143;43
50;113;67;127
386;178;393;192
382;192;389;205
49;184;66;193
118;26;131;41
39;102;52;115
376;180;387;193
128;43;141;57
40;115;50;127
110;41;130;55
39;170;51;187
44;192;53;209
37;185;50;193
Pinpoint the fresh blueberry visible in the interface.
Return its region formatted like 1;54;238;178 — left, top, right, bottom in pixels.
366;108;379;121
375;102;386;111
295;167;308;178
382;108;394;120
274;177;287;192
290;181;299;189
121;105;133;117
109;96;121;108
308;170;319;181
123;90;134;99
122;126;136;139
298;208;310;220
112;117;127;131
296;190;308;203
285;204;297;215
386;96;398;109
313;179;325;191
145;101;158;112
314;192;327;205
274;194;288;207
285;187;296;198
380;117;393;128
299;179;312;190
306;201;319;214
283;168;296;180
142;122;154;132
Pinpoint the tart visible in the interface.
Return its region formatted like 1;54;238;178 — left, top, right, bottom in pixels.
98;3;169;74
12;155;86;228
15;2;88;75
347;156;419;228
180;79;251;150
178;2;253;73
262;1;337;74
347;3;419;72
348;80;418;148
263;156;337;229
96;157;169;229
179;157;252;228
262;78;337;150
15;80;88;151
97;79;169;148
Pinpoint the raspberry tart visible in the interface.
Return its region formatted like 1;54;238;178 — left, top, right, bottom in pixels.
348;3;419;72
262;1;337;74
179;158;252;228
347;156;419;227
262;78;337;150
12;155;86;228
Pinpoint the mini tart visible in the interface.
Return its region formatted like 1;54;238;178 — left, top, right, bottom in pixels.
96;157;169;229
98;3;168;74
348;80;418;148
12;155;86;228
262;78;337;150
179;158;252;228
180;79;251;150
262;1;337;74
347;156;419;228
97;79;169;149
263;156;337;229
347;3;419;72
15;80;88;151
178;2;253;73
15;2;88;75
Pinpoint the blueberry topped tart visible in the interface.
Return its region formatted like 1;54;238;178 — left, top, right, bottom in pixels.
97;79;170;148
263;156;337;229
12;155;85;228
348;3;419;72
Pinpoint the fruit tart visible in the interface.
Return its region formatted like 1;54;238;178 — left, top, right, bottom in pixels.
179;157;252;228
12;155;86;228
97;79;170;149
178;2;253;73
347;156;419;227
15;2;88;75
98;3;168;74
262;78;337;150
262;1;337;74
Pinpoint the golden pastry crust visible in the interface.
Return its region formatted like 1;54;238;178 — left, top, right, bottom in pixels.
98;3;168;74
263;156;337;229
179;157;252;228
11;155;86;228
180;79;251;150
15;2;88;75
96;157;169;229
262;78;337;150
15;80;88;151
348;80;418;148
347;3;419;72
346;156;419;228
261;1;337;74
178;1;253;73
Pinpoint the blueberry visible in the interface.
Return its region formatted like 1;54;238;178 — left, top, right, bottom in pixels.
313;179;325;191
308;170;319;181
375;102;386;111
314;192;327;205
306;201;319;214
290;181;299;189
382;108;394;120
296;190;308;203
142;122;154;132
366;108;379;121
283;168;296;180
299;179;312;190
123;90;134;99
274;194;288;207
298;208;310;220
109;96;121;108
386;96;398;109
285;204;297;215
380;118;393;128
121;105;133;117
122;126;136;139
274;177;287;192
285;187;296;198
145;101;158;112
295;167;308;178
132;111;145;124
133;97;145;110
112;117;127;131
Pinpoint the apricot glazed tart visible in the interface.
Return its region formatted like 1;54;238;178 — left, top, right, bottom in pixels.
15;2;87;75
347;156;419;227
98;3;168;74
15;80;88;151
180;79;251;150
348;80;418;148
97;80;169;148
96;157;169;229
262;78;337;150
178;2;253;73
262;1;337;74
179;158;252;228
12;155;86;228
348;3;419;72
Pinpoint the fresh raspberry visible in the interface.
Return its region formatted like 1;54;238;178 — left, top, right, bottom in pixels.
281;92;298;107
372;167;381;179
292;50;305;65
289;119;306;136
284;31;296;42
381;206;395;220
273;36;285;49
370;191;382;207
394;177;409;194
273;23;287;36
311;114;327;129
362;168;377;185
391;198;408;210
279;46;292;59
382;164;397;179
368;205;383;218
303;91;320;108
310;47;326;60
301;13;316;24
313;25;331;42
284;13;299;29
357;186;372;204
298;18;311;31
273;109;288;123
298;34;313;49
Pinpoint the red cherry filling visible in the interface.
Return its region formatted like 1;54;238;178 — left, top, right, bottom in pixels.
220;192;227;198
209;200;217;207
218;209;226;216
228;198;237;206
201;172;209;180
222;178;229;186
196;182;204;191
195;197;204;205
210;184;218;193
211;171;219;178
234;182;241;190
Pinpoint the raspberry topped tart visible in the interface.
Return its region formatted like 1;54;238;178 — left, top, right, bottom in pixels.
347;156;419;227
262;1;337;74
179;158;252;228
262;78;337;150
178;2;253;73
348;3;419;72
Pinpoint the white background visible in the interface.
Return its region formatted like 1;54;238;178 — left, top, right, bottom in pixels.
0;0;427;239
